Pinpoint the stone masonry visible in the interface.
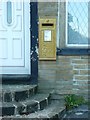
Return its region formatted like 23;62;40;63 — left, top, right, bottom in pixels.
38;56;88;99
38;2;89;100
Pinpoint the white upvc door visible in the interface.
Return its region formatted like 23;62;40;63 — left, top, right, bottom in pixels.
0;0;30;74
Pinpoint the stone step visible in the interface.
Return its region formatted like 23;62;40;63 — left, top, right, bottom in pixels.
2;100;66;119
0;93;50;116
50;93;65;101
0;85;38;102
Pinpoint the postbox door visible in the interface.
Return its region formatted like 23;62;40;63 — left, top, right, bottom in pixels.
39;18;56;60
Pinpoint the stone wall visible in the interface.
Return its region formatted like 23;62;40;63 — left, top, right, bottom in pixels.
38;2;89;99
38;56;88;99
38;2;58;17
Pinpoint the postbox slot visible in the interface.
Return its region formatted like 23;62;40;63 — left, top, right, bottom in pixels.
42;23;54;27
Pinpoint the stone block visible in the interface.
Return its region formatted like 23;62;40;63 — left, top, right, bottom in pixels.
81;56;89;59
15;90;28;102
72;59;88;64
28;88;34;98
0;92;3;102
38;2;58;16
39;99;47;110
79;70;89;75
26;102;38;114
56;69;73;75
56;74;73;81
2;105;15;116
34;86;38;94
1;118;11;120
76;80;88;85
4;93;12;102
73;65;87;69
57;65;73;70
73;70;79;74
73;84;88;90
17;104;26;115
75;75;88;80
57;57;70;63
69;56;81;59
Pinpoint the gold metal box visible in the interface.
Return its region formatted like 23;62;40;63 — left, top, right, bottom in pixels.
39;17;56;60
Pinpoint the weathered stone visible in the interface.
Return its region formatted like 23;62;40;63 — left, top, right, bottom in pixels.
73;70;79;74
57;56;71;62
0;92;3;102
15;102;26;115
55;90;73;94
28;88;34;98
77;80;88;85
2;118;11;120
75;75;88;80
55;85;73;90
2;104;15;116
73;65;88;69
34;86;38;94
0;93;51;117
39;99;47;110
1;85;38;102
81;56;89;59
79;70;89;75
4;93;12;102
39;54;88;96
15;90;28;102
56;73;73;81
72;59;88;64
68;56;81;59
26;102;38;114
74;84;88;90
38;2;58;16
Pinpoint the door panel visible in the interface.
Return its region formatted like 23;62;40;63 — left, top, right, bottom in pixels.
0;1;30;74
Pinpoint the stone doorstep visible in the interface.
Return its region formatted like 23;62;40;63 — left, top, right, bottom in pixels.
50;93;65;100
0;93;50;116
1;85;37;91
3;100;66;119
0;85;38;102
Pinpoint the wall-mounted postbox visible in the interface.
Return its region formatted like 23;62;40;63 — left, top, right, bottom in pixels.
39;17;56;60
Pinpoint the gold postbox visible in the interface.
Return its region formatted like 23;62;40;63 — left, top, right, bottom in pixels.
39;17;56;60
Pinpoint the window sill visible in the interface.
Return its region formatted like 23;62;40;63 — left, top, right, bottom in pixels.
57;48;90;56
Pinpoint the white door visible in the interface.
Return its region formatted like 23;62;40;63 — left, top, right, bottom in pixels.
0;1;30;74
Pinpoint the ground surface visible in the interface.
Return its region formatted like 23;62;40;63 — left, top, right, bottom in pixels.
62;105;89;120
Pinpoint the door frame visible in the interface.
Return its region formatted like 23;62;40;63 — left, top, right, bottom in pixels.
1;2;38;84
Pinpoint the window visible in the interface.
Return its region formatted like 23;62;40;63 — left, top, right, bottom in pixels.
66;0;89;47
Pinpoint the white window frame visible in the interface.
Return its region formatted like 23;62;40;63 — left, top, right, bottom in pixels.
66;0;89;48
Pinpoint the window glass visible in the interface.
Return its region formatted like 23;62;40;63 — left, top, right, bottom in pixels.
67;1;88;46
